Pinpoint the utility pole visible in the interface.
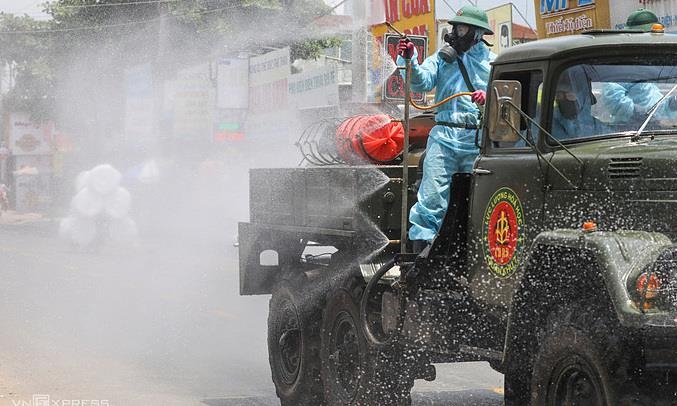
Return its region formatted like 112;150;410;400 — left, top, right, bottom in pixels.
154;1;168;148
351;0;369;103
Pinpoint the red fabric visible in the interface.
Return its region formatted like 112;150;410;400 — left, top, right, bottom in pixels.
336;115;405;163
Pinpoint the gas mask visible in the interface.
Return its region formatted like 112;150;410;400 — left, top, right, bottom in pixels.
438;44;458;64
557;99;580;119
556;87;581;119
444;24;477;56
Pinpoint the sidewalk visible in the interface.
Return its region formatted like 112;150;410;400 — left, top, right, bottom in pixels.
0;210;56;227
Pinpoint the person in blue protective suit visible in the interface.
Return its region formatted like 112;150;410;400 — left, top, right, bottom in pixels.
600;9;677;126
396;6;496;250
601;81;671;126
551;66;608;140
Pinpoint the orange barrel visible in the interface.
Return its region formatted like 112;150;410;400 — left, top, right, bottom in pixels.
335;115;404;164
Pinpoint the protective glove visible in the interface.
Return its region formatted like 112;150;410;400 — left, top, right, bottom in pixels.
471;89;486;106
397;38;415;59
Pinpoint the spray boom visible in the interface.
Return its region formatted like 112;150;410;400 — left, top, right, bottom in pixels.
385;21;406;38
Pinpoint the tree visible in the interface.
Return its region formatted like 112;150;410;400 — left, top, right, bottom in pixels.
44;0;341;62
0;0;341;131
0;13;55;120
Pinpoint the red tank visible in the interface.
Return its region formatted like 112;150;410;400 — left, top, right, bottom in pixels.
335;114;432;164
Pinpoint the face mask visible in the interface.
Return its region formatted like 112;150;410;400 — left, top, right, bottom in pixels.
558;99;580;119
445;25;477;55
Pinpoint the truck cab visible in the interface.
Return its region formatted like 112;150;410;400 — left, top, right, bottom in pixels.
239;30;677;405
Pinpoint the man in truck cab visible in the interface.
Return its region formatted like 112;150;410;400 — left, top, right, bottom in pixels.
551;66;608;140
600;9;677;127
396;6;496;251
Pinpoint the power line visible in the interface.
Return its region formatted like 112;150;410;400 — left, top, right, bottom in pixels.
510;2;537;35
0;4;240;34
440;0;457;15
51;0;180;8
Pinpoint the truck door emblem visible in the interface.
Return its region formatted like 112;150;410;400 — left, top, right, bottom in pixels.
483;187;525;277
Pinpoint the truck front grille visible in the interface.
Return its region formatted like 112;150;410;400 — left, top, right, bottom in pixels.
608;157;643;179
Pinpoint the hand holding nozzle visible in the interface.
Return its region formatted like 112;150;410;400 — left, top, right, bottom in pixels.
386;22;415;60
397;38;415;59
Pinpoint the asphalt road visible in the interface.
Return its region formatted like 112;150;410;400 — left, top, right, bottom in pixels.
0;217;503;406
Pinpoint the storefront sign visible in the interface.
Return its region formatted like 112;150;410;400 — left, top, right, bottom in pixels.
171;64;214;140
248;47;290;114
534;0;609;38
217;58;249;109
486;4;514;54
383;33;427;102
124;63;154;142
372;0;436;49
368;0;435;102
246;47;291;137
288;66;339;110
545;13;594;34
9;113;53;156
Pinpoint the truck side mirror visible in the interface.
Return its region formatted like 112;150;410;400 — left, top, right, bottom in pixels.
488;80;522;143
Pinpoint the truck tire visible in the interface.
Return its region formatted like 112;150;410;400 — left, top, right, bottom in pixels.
320;287;413;406
530;305;630;406
268;280;325;406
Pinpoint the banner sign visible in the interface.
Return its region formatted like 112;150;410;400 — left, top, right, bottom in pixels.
124;63;154;141
246;47;291;136
485;4;514;54
369;0;435;102
372;0;436;50
248;47;290;114
383;33;427;102
288;66;339;109
172;64;214;140
534;0;610;38
9;112;53;156
217;58;249;109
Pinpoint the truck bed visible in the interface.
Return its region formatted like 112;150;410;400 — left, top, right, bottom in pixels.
249;165;416;239
239;165;417;295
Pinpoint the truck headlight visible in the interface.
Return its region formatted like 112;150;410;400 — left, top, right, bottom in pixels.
636;272;662;301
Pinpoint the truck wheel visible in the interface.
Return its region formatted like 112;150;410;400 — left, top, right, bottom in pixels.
268;280;325;406
530;305;628;406
320;288;413;406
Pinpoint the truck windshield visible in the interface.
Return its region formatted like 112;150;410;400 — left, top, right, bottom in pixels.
549;62;677;142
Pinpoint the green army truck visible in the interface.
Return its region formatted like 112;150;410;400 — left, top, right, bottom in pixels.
238;30;677;405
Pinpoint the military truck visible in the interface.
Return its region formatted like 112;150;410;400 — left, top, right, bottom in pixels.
238;29;677;405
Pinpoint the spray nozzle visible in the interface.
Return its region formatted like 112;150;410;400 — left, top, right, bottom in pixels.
385;21;407;39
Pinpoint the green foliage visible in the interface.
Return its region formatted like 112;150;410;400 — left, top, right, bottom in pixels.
0;13;55;120
291;37;342;61
0;0;345;121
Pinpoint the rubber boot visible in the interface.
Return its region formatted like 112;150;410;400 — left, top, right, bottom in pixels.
411;240;429;254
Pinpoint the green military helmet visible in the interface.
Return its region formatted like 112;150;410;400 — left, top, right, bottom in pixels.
625;9;659;31
448;6;494;35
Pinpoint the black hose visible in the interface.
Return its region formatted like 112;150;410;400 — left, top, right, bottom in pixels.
360;257;406;348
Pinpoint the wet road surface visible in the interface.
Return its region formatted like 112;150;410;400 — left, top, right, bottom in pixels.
0;217;503;406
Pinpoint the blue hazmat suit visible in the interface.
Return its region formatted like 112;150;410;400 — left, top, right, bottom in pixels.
601;81;677;125
551;66;607;140
397;42;495;242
